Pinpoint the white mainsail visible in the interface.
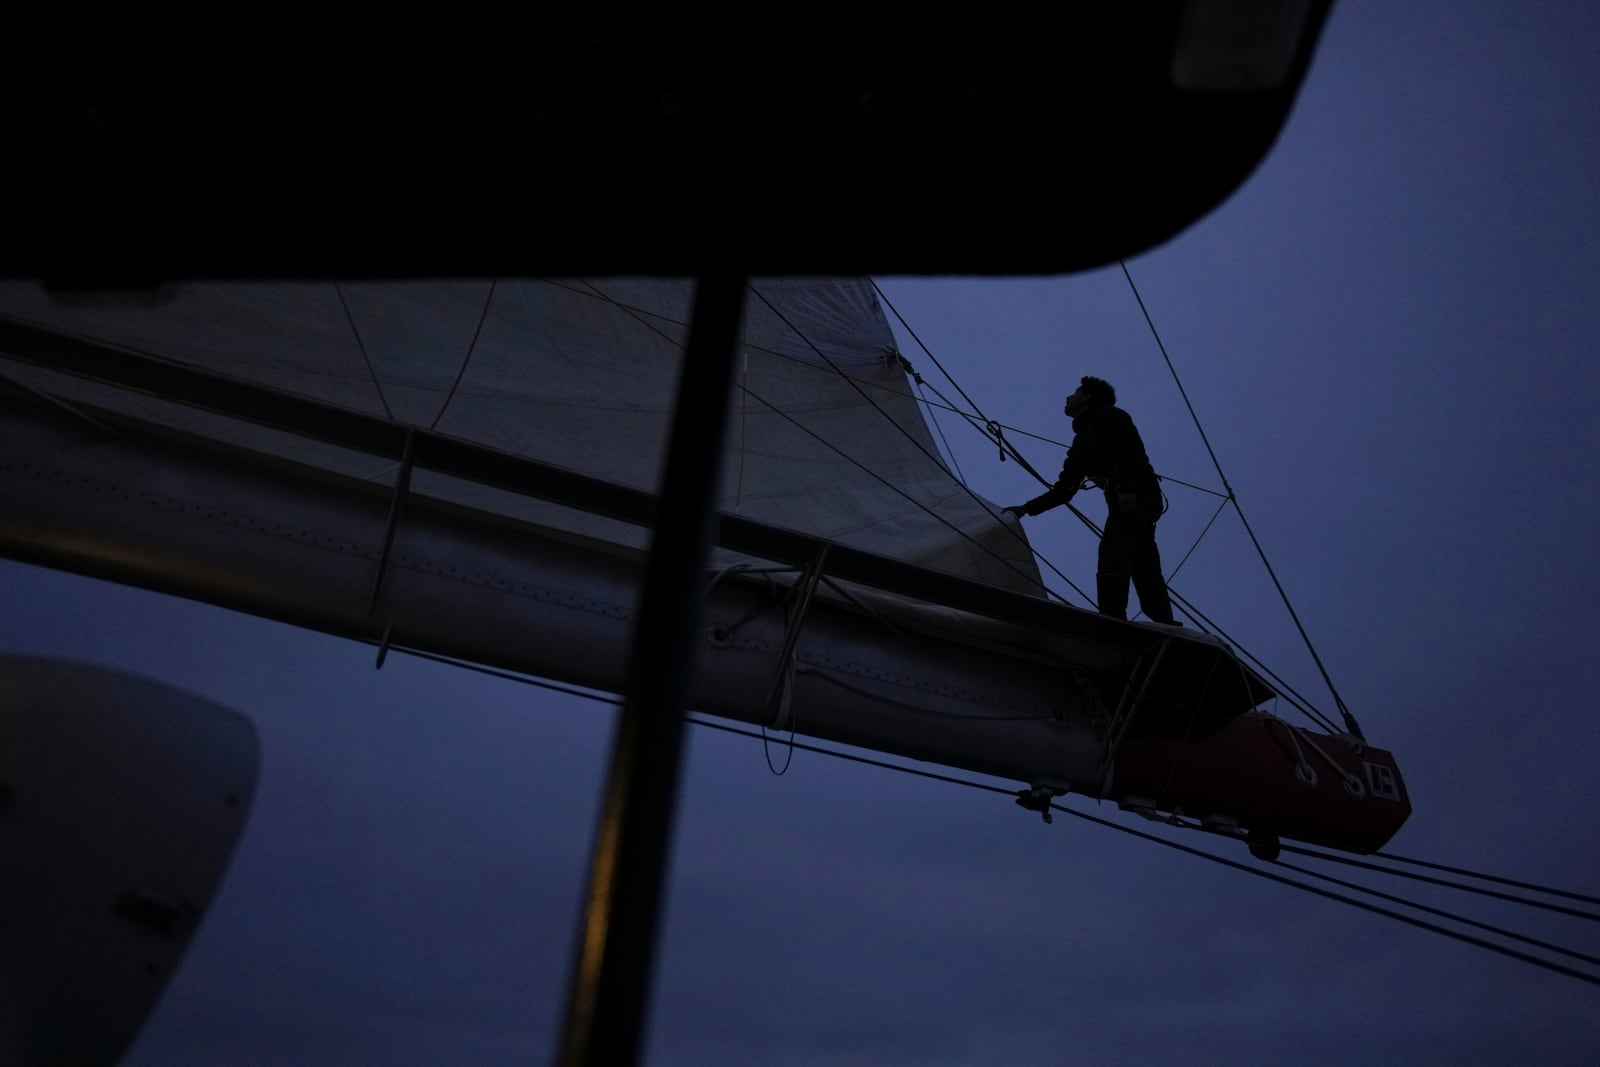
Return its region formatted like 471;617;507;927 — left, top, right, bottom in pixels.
0;277;1041;596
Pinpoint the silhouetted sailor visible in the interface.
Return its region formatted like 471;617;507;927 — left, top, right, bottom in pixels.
1006;376;1177;625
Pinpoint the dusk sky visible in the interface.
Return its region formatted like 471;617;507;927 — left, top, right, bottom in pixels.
4;1;1599;1063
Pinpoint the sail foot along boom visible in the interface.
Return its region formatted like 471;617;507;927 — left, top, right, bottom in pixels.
0;398;1107;790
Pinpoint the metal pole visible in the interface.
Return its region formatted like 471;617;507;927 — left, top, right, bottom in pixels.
557;274;747;1066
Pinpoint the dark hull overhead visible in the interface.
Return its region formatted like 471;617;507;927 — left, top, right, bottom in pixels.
1;4;1334;281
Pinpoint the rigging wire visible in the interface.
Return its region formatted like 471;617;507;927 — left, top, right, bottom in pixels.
1155;471;1231;499
1170;589;1343;735
333;283;396;422
761;697;798;775
1371;850;1600;909
427;277;498;432
1119;260;1363;740
915;376;968;484
368;639;1600;990
1164;495;1230;587
1273;859;1600;968
870;279;996;429
1280;844;1600;924
1059;799;1600;989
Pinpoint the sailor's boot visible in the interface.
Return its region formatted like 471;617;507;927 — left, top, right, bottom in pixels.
1132;571;1179;626
1096;572;1129;621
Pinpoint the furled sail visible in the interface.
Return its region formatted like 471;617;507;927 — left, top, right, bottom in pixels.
0;278;1410;856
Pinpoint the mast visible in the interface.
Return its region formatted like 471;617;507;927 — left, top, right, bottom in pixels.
559;276;747;1065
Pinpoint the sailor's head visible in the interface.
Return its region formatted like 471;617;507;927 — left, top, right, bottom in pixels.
1065;376;1115;417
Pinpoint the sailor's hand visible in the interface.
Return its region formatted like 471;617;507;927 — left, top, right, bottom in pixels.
1002;505;1027;520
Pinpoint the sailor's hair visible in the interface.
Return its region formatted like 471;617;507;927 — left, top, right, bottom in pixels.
1079;375;1116;406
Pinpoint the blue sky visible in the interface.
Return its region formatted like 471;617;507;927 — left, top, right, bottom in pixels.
4;1;1599;1063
